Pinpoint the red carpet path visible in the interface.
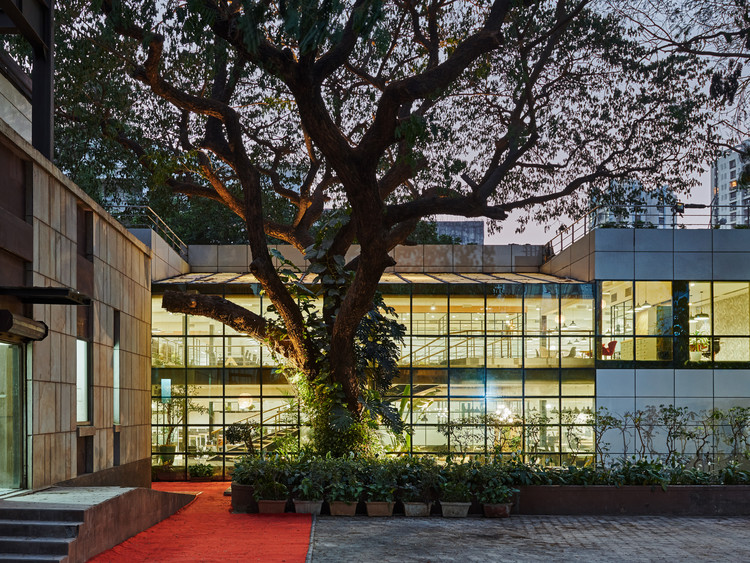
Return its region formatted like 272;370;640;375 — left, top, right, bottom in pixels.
89;482;311;563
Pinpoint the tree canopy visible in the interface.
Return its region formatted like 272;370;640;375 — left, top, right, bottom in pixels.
54;0;711;453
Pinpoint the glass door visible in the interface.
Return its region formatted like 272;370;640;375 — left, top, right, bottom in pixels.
0;342;22;489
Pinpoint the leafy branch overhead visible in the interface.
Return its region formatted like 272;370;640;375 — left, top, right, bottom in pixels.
57;0;711;452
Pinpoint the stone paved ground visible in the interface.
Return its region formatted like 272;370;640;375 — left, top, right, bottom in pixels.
308;515;750;562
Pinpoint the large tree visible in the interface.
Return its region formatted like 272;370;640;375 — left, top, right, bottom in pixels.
61;0;708;452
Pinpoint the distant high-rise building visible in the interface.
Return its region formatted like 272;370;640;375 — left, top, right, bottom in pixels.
711;141;750;228
591;181;674;229
436;220;485;245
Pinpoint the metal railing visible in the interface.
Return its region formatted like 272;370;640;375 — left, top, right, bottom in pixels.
545;204;750;258
108;205;189;260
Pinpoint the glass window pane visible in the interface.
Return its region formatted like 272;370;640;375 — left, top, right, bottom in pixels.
689;282;712;358
601;281;633;336
412;398;449;424
152;369;186;395
635;282;672;335
600;337;633;361
560;284;594;334
486;369;523;397
383;294;411;334
76;339;89;422
487;337;523;368
186;311;224;336
561;370;595;396
561;336;594;367
225;368;260;396
525;337;560;368
524;284;560;334
487;285;523;335
412;291;448;335
152;296;184;335
525;370;559;396
186;337;223;367
412;369;448;396
412;426;448;452
714;282;750;336
152;336;185;367
187;369;223;397
450;369;485;396
410;337;448;367
487;399;523;454
635;337;672;361
225;337;261;367
449;294;485;335
449;399;485;421
225;401;261;426
449;337;484;367
525;423;560;454
714;337;750;362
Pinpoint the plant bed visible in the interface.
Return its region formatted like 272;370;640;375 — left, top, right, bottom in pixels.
366;501;394;517
258;499;288;514
516;485;750;516
293;499;323;515
440;501;471;518
231;483;259;513
403;502;431;517
483;503;513;518
329;501;358;516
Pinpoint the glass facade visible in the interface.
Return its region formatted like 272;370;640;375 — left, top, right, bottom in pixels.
151;278;750;478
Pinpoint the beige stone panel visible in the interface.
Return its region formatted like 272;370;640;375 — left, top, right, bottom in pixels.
32;334;51;382
48;179;61;232
32;436;45;487
32;163;50;225
48;331;62;383
64;194;77;241
58;383;71;433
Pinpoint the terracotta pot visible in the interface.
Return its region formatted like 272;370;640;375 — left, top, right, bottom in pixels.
231;483;258;513
258;499;287;514
329;501;358;516
293;499;323;515
441;501;471;518
483;502;513;518
365;501;394;517
403;502;431;517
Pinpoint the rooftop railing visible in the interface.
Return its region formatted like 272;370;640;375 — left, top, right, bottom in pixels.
545;204;749;258
108;205;189;260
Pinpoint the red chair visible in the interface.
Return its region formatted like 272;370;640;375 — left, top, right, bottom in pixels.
601;341;617;358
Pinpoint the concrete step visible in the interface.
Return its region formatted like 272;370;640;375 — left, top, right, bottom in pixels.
0;508;85;523
0;520;81;539
0;555;66;562
0;538;73;556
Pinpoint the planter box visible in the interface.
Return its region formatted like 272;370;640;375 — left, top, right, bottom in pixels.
403;502;432;517
483;502;513;518
231;483;258;513
293;499;323;515
329;501;358;516
257;500;287;514
365;501;394;517
517;485;750;516
441;502;471;518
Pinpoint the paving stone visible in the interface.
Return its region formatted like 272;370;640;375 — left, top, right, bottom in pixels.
309;515;750;562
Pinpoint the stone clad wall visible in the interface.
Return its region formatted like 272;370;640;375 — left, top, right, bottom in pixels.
0;119;152;488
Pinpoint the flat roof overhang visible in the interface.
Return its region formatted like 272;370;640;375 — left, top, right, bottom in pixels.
0;286;91;305
153;271;585;291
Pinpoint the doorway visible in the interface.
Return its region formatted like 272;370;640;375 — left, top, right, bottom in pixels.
0;342;23;489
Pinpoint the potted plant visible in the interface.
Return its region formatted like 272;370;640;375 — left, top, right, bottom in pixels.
364;461;396;516
254;478;289;513
479;483;518;518
293;476;325;515
439;480;473;517
399;458;441;517
327;458;363;516
231;456;264;513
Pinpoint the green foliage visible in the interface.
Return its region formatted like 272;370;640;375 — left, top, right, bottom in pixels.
188;463;214;479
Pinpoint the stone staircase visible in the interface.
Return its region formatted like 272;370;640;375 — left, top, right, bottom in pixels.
0;505;85;562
